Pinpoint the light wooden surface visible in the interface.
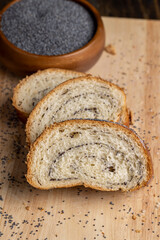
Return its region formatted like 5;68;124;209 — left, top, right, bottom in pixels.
0;17;160;240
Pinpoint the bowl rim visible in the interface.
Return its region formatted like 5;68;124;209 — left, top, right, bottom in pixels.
0;0;103;59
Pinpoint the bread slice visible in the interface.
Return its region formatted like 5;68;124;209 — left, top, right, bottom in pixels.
26;119;152;191
12;68;86;122
26;76;129;144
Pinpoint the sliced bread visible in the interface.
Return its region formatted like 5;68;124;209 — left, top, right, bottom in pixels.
26;76;129;144
26;119;152;191
12;68;86;121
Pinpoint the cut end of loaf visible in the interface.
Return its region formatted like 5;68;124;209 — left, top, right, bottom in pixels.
26;120;152;192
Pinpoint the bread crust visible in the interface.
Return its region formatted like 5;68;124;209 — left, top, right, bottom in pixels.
12;68;86;121
26;76;129;144
26;119;153;192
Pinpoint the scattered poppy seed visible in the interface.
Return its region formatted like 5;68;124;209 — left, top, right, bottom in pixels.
0;195;3;201
38;207;44;211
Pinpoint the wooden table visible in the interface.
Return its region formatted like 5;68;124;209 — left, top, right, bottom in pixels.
1;0;160;19
0;17;160;240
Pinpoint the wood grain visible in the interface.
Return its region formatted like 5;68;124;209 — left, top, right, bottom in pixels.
0;17;160;240
1;0;160;19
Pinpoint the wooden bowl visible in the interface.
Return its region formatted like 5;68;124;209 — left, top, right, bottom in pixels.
0;0;105;75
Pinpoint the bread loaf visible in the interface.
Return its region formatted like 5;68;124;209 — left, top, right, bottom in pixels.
26;119;152;191
12;68;86;121
26;76;129;144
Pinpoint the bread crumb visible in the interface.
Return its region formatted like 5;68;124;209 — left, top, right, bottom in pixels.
104;44;116;55
132;215;136;220
135;230;141;233
25;206;30;210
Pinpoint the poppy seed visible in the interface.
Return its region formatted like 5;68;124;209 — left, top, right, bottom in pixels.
1;0;96;56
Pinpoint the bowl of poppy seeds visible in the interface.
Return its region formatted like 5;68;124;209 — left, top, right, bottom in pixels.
0;0;105;75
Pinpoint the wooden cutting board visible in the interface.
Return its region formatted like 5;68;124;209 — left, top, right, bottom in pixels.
0;17;160;240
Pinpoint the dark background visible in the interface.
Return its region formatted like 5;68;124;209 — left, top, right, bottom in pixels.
0;0;160;19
